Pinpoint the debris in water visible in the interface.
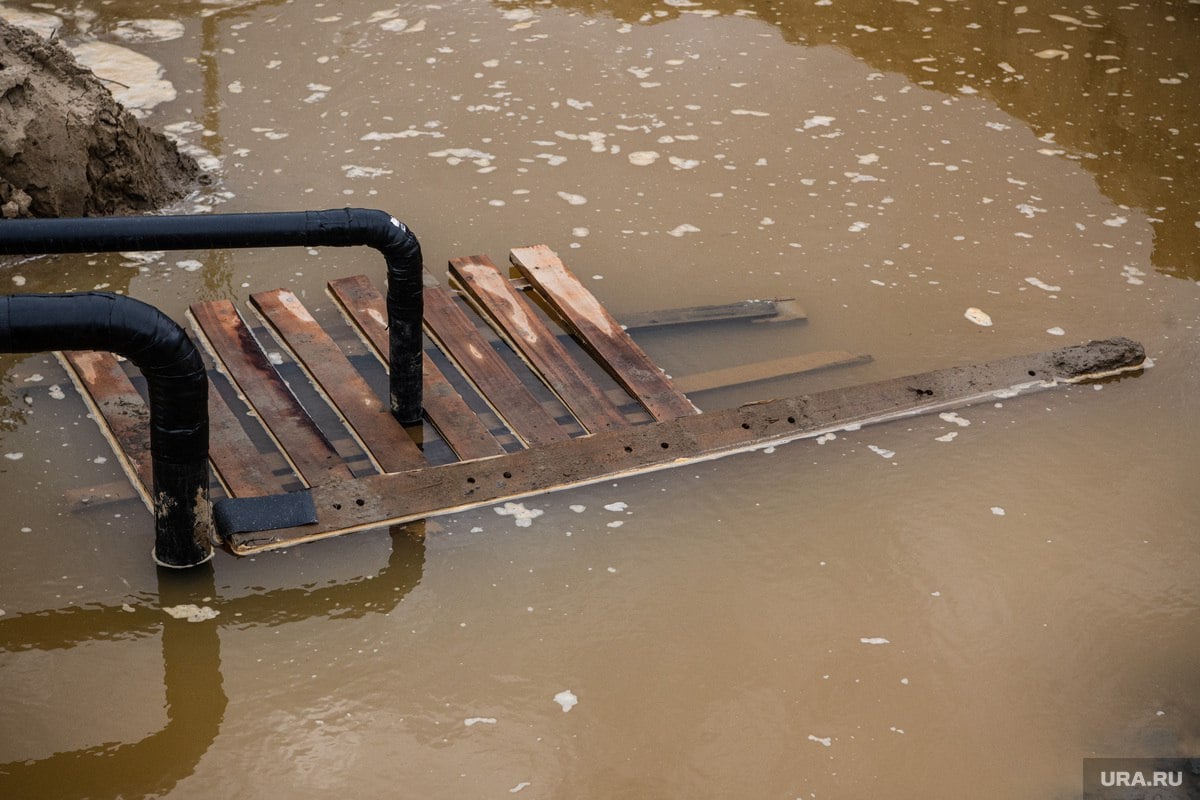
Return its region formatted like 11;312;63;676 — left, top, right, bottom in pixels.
868;445;895;459
1046;327;1065;336
964;307;993;327
510;783;531;794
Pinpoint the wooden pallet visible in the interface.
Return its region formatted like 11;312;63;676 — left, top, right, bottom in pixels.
62;245;875;554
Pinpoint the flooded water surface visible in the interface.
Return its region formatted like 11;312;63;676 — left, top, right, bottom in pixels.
2;0;1199;797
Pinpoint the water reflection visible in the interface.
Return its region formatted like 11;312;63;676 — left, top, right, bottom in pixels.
535;0;1200;278
0;526;423;799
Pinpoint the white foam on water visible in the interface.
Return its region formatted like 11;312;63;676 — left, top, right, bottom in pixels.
112;19;185;43
557;191;588;206
603;502;628;512
464;717;497;726
667;224;701;237
1024;276;1061;291
1046;326;1066;336
801;115;836;130
939;412;971;427
70;41;176;115
162;604;220;622
628;151;660;166
494;502;544;527
554;690;578;712
868;445;895;459
861;637;890;645
342;165;393;178
808;734;832;747
991;506;1006;516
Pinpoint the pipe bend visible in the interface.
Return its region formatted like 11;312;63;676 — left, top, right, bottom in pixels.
0;292;211;567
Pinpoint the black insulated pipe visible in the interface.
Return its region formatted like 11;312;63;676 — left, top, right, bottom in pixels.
0;208;425;423
0;293;212;568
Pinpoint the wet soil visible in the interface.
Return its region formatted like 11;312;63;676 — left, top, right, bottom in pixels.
0;17;198;218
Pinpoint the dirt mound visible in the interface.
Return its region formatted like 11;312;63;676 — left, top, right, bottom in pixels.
0;18;200;218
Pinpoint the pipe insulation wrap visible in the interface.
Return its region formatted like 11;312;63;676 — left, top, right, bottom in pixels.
0;208;425;423
0;293;212;567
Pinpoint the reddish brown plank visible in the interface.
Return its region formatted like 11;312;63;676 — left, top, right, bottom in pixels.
189;299;354;486
60;350;153;497
207;381;297;497
422;279;571;447
509;245;699;421
328;275;506;460
450;255;629;433
226;336;1146;553
250;288;425;473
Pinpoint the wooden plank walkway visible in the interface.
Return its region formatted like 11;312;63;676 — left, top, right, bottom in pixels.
60;244;961;554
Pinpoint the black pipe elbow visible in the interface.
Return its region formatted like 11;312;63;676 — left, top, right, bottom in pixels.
0;293;212;568
302;209;424;424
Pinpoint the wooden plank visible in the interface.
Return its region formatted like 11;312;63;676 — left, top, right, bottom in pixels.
620;298;806;330
206;381;297;497
250;288;426;473
450;255;630;432
475;279;806;328
328;275;505;461
226;337;1146;553
673;351;873;394
189;299;354;486
422;279;571;447
509;245;700;421
60;351;153;498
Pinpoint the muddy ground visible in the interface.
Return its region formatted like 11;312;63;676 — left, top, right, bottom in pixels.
0;17;198;218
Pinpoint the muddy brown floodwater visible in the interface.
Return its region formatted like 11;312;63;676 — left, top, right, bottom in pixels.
1;0;1199;797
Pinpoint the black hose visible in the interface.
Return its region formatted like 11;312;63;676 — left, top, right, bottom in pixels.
0;293;211;567
0;208;424;423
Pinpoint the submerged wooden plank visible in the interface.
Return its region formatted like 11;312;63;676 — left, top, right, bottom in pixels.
484;280;807;329
60;350;153;498
619;298;807;330
251;288;426;473
509;245;700;421
226;337;1145;553
206;381;297;498
327;275;505;461
451;254;630;432
189;300;354;486
673;351;873;394
422;279;571;447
